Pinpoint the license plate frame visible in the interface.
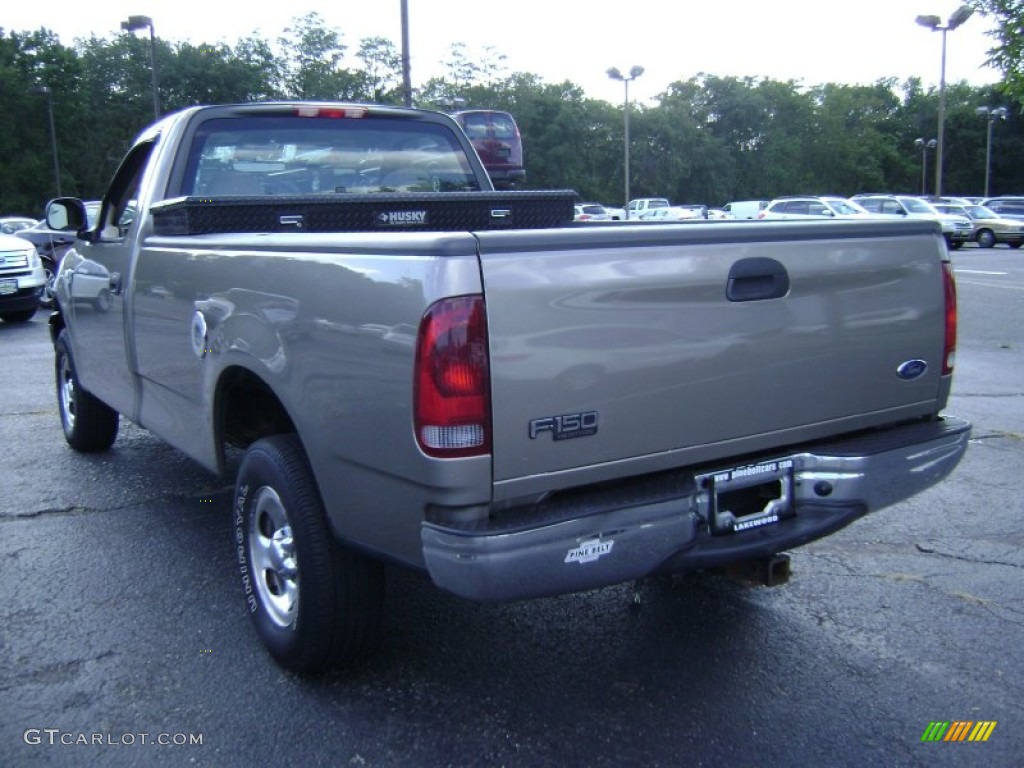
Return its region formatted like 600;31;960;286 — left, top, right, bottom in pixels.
702;458;795;535
0;278;17;295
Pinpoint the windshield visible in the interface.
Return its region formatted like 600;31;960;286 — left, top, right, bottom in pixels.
181;115;481;196
902;198;936;214
964;205;996;219
824;198;866;215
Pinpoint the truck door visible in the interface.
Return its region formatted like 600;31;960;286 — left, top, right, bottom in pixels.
63;140;154;419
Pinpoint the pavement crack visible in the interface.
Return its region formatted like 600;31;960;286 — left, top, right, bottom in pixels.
914;542;1023;569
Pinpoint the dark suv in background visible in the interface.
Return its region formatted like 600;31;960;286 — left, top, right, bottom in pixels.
450;109;525;189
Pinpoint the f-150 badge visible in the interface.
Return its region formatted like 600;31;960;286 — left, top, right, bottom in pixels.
529;411;598;441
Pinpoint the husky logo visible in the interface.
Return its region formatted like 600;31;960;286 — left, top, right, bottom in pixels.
376;210;428;227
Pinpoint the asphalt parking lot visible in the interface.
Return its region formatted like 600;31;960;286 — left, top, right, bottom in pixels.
0;245;1021;767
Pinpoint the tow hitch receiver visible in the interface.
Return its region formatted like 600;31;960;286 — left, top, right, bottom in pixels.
726;553;791;587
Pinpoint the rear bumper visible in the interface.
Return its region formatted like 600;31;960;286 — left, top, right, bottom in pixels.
422;416;971;601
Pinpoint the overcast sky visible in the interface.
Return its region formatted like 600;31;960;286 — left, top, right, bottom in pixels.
4;1;1005;104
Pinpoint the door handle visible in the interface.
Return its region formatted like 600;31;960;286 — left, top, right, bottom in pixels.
726;258;790;302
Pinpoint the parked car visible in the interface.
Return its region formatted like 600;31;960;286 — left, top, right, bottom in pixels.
450;109;525;189
932;202;1024;248
627;197;671;219
0;232;47;322
722;200;768;220
603;205;626;221
980;197;1024;222
759;196;869;220
1;216;39;235
574;203;612;221
638;207;699;221
852;194;972;249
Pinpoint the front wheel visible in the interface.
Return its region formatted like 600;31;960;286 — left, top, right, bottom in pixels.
40;258;57;308
976;229;996;249
54;330;119;451
948;240;964;250
0;308;37;323
235;435;384;672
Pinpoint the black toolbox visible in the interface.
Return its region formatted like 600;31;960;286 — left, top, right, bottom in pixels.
150;190;577;235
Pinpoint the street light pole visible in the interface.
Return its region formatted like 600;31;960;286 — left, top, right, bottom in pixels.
121;15;161;120
975;105;1008;198
607;65;644;218
916;5;974;197
913;138;937;196
30;85;62;197
400;0;412;107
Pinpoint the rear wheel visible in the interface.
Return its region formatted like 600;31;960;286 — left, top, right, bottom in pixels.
54;330;119;451
976;229;996;249
948;240;964;250
1009;243;1022;249
235;434;385;672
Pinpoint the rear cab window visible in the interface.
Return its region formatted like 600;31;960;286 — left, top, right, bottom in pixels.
175;112;483;197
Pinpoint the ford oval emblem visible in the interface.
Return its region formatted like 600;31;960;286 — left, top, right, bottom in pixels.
896;359;928;380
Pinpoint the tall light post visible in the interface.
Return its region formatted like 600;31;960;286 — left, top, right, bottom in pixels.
913;138;937;196
121;15;161;120
916;5;974;197
975;105;1008;198
29;85;62;197
607;65;644;217
400;0;412;107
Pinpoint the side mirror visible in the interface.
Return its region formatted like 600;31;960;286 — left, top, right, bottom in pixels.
45;198;89;233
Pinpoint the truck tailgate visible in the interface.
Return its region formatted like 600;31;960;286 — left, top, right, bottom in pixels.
478;219;949;495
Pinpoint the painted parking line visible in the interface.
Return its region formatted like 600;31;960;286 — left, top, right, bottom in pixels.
955;269;1009;275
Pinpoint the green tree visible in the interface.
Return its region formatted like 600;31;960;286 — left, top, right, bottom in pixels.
970;0;1024;106
276;12;360;100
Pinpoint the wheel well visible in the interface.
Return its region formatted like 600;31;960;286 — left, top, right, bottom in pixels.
216;367;297;464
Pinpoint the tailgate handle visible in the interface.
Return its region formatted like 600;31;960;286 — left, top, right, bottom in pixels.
726;258;789;302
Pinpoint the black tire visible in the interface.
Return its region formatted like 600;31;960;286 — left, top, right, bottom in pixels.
40;258;57;308
234;434;384;672
0;308;37;323
1009;243;1022;249
976;229;996;249
949;240;963;250
54;330;119;452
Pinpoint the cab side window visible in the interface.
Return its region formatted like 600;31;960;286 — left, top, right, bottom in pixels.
96;140;155;240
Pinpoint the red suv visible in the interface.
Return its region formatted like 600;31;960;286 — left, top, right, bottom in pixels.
451;109;525;189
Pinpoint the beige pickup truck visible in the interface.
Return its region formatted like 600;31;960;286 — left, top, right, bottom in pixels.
45;102;970;672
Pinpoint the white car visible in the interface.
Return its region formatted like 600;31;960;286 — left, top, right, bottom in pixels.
759;196;870;220
0;232;47;322
639;207;702;221
574;203;612;221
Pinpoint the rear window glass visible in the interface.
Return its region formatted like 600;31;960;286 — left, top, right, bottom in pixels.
457;111;518;140
179;115;481;196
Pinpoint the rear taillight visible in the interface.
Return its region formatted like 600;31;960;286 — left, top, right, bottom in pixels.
414;296;491;458
942;261;957;375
